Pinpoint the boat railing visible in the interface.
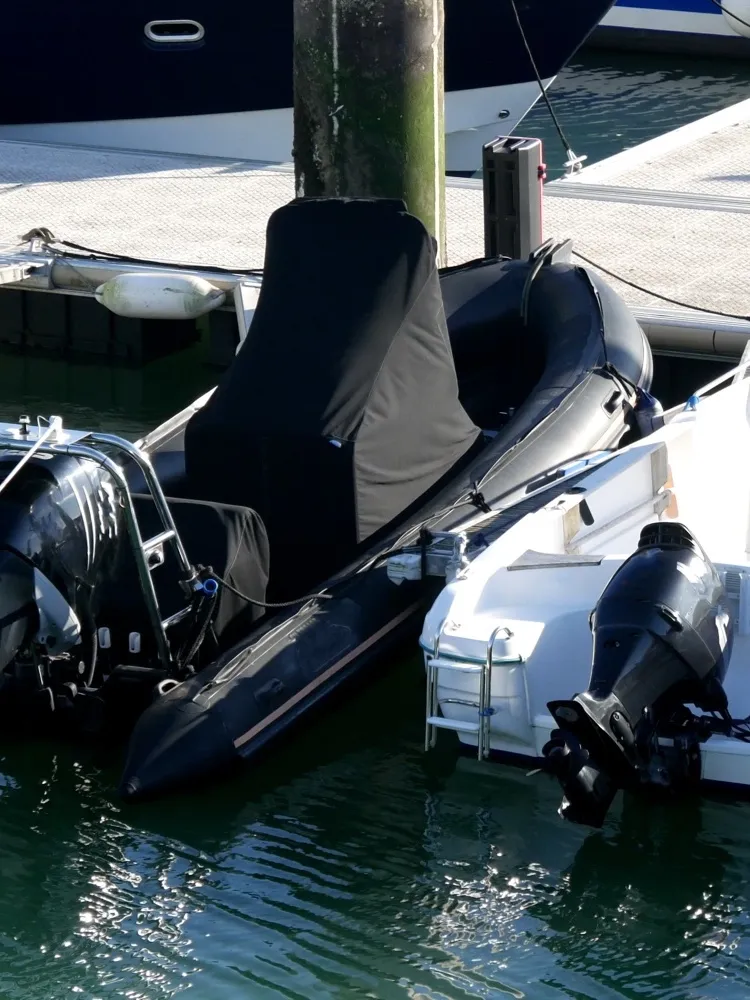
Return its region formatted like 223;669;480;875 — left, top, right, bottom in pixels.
0;416;201;670
424;619;521;760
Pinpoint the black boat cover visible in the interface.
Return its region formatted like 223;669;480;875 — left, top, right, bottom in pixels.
99;495;270;659
185;198;480;588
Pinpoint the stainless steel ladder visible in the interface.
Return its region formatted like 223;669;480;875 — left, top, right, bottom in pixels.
0;416;200;670
425;622;513;761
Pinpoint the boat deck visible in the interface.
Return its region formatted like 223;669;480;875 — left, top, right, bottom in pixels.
1;96;749;354
545;97;750;321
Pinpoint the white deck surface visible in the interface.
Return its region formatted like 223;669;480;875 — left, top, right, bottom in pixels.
1;96;749;319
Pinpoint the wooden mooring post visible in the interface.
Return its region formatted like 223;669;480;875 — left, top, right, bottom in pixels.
292;0;446;263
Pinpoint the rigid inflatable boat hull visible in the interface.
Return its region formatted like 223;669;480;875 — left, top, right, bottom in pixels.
121;275;652;799
0;199;656;800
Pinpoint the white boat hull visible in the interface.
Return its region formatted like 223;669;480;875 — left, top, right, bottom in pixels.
421;371;750;793
602;5;737;38
0;81;552;175
594;0;750;54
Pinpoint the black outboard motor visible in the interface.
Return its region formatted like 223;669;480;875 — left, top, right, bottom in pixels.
0;452;121;715
543;522;733;828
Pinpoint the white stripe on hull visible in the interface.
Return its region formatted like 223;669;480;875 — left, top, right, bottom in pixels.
0;80;552;175
601;6;735;36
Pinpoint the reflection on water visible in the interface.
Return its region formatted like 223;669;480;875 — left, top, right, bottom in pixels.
0;346;215;439
524;49;750;176
0;661;749;1000
1;48;750;1000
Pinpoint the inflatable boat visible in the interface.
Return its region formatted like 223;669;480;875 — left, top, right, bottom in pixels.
419;353;750;828
0;197;653;799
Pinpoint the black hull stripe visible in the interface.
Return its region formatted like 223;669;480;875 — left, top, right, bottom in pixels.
233;599;425;749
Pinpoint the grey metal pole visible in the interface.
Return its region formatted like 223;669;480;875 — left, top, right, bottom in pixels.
293;0;446;264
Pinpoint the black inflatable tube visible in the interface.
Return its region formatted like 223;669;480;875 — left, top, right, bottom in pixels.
119;261;652;800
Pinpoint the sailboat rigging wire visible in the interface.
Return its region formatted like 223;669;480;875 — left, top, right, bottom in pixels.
508;0;585;172
709;0;750;32
572;249;750;321
21;228;263;277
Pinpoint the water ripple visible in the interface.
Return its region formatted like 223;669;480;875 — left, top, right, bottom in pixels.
0;683;748;1000
524;49;750;176
2;48;750;1000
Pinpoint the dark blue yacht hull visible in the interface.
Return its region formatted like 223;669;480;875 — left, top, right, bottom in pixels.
5;1;614;126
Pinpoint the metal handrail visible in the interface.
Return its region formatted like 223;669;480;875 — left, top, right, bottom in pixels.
480;626;510;760
89;432;197;584
418;637;523;666
424;617;447;751
696;356;750;397
0;423;199;670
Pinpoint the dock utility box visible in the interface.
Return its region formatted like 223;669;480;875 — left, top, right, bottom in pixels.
482;136;545;261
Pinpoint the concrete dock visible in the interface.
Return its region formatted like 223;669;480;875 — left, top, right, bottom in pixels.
1;95;749;358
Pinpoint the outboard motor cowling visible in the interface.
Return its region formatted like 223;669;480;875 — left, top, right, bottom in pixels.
0;452;121;713
543;522;733;827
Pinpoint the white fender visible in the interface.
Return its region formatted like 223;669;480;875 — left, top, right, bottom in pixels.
95;272;226;320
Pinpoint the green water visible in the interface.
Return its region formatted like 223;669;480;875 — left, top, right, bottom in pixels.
0;347;213;441
3;666;750;1000
524;48;750;177
2;48;750;1000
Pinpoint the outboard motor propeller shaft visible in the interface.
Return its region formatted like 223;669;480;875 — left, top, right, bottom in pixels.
543;522;733;827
